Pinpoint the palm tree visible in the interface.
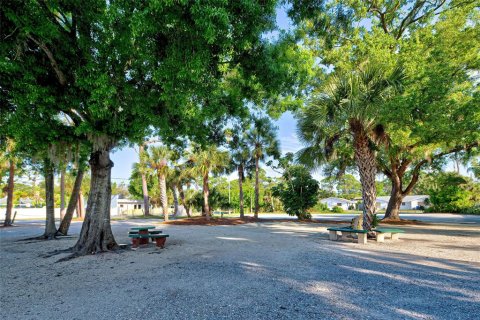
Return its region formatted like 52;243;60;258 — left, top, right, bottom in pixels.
246;116;280;218
228;128;252;218
297;62;404;230
147;146;174;221
187;145;230;220
138;143;151;216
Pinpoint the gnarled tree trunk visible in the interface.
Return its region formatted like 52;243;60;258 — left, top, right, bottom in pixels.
3;160;15;226
238;164;244;218
58;168;84;235
71;150;117;255
203;174;210;220
43;159;57;239
254;156;260;219
158;173;168;221
352;125;377;230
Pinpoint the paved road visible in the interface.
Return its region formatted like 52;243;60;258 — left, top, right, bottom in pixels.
256;213;480;225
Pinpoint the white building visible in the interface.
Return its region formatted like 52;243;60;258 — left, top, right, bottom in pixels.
320;197;356;210
377;195;429;210
110;195;144;216
357;195;430;210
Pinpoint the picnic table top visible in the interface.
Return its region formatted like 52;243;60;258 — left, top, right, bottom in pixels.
327;227;369;233
130;226;156;230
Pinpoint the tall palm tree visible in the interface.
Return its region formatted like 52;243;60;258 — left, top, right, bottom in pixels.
297;62;404;230
148;146;174;221
246;116;280;218
187;145;230;220
138;143;151;216
228;128;252;218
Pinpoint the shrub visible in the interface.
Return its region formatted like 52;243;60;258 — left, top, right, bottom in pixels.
272;165;319;220
331;206;344;213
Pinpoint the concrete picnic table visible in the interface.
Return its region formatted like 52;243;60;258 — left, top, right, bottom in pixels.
129;226;156;245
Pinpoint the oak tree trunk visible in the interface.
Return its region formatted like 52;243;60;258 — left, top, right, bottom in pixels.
3;160;15;226
353;128;377;230
384;174;403;220
254;156;260;219
60;168;66;220
158;173;168;221
43;159;57;239
203;174;210;220
238;164;244;219
58;168;84;235
71;150;117;255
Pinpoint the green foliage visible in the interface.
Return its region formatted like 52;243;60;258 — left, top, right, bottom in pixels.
272;165;319;220
372;214;380;228
313;201;329;213
331;206;344;213
424;172;479;213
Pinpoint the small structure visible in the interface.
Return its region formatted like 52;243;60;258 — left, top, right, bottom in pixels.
357;195;430;210
319;197;356;210
110;195;144;216
0;196;7;207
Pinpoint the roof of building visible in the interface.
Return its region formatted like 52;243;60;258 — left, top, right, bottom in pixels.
377;195;429;202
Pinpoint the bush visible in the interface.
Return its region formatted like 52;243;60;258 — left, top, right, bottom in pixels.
331;206;344;213
272;165;319;220
313;202;329;212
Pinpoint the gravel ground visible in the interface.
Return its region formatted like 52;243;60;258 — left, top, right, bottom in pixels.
1;220;479;320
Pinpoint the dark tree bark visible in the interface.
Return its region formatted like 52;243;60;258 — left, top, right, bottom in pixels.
60;168;66;220
3;160;15;226
352;124;377;230
238;164;244;218
58;168;84;235
203;174;210;220
43;159;57;239
139;144;150;216
254;156;260;219
178;186;191;217
70;150;117;256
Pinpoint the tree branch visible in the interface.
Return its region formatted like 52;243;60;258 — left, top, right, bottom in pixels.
27;35;67;86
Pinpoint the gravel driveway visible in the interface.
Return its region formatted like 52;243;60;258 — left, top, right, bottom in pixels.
1;220;479;320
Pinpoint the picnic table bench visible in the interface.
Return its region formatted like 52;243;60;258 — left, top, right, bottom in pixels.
327;227;405;244
374;228;405;242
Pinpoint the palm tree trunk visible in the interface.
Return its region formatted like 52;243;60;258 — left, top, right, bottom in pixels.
238;164;244;218
71;149;117;256
139;144;150;216
203;174;210;220
178;186;191;217
352;128;377;230
159;173;168;221
76;194;85;219
58;168;84;235
171;184;179;217
60;168;66;220
254;156;260;218
3;160;15;226
43;159;57;239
